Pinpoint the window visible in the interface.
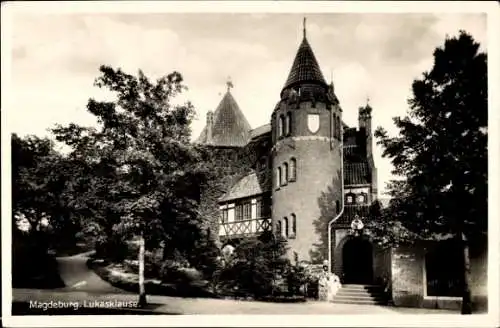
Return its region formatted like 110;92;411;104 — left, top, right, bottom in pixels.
221;209;228;224
261;197;271;218
356;194;366;204
333;114;337;139
425;240;464;297
243;201;252;220
291;214;296;238
283;162;289;185
347;195;353;204
276;220;282;236
278;115;285;137
289;158;297;182
256;198;262;218
276;167;281;189
235;204;243;221
283;217;289;238
337;116;341;138
259;156;267;171
286;112;292;136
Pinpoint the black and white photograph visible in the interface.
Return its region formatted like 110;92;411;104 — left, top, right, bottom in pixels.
1;1;498;327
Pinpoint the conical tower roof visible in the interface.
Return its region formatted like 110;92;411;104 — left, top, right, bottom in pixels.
195;89;251;147
282;36;327;92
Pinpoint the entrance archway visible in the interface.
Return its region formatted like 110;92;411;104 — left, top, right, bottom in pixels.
342;237;373;284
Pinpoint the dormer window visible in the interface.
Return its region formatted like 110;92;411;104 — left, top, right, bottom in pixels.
346;195;353;204
356;194;365;204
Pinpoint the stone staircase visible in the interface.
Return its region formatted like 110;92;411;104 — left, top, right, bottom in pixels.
332;284;388;305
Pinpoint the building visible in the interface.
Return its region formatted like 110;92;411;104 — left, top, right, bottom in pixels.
195;22;487;311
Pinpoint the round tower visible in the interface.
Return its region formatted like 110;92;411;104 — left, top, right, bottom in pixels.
271;25;343;264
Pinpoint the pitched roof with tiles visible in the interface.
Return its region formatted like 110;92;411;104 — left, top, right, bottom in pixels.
219;170;272;203
344;161;371;185
282;36;327;92
196;91;252;147
249;123;271;140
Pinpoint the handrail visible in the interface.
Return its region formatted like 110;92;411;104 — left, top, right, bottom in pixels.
220;217;271;224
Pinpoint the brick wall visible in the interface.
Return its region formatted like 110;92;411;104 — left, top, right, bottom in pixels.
390;239;488;311
373;245;392;288
391;246;425;308
272;138;341;262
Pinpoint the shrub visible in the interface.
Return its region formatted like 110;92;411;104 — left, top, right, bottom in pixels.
215;232;291;299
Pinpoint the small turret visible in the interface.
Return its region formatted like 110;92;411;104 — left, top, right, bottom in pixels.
206;110;214;144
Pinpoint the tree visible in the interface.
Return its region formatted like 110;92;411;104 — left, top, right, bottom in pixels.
52;66;211;307
373;31;487;314
11;134;74;243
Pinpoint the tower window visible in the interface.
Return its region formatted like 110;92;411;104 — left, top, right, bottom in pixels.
346;195;353;204
283;217;289;238
286;112;292;136
337;116;341;139
291;213;296;238
279;115;285;137
333;114;337;139
289;158;297;182
276;220;282;236
276;167;281;189
283;162;288;185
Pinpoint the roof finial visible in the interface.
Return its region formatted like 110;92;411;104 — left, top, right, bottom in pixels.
303;17;307;39
366;95;370;105
226;76;234;92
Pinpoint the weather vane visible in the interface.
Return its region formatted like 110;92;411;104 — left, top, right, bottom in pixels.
226;76;234;92
303;17;307;38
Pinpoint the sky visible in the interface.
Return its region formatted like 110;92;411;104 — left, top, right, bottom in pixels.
5;6;488;197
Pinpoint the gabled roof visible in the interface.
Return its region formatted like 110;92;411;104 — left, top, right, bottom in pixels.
196;91;251;147
282;37;327;92
249;123;271;140
219;170;271;203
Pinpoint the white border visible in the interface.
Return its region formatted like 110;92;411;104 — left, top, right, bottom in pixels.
2;1;499;327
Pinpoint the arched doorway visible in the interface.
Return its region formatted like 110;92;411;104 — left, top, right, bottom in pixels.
342;237;373;284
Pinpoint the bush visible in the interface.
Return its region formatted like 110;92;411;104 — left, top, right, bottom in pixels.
214;232;292;299
95;235;128;262
160;262;204;285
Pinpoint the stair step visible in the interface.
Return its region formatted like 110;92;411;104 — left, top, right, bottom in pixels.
341;284;381;289
334;295;386;301
332;299;386;305
337;289;383;295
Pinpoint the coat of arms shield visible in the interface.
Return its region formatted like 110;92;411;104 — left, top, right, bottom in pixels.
307;114;320;133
